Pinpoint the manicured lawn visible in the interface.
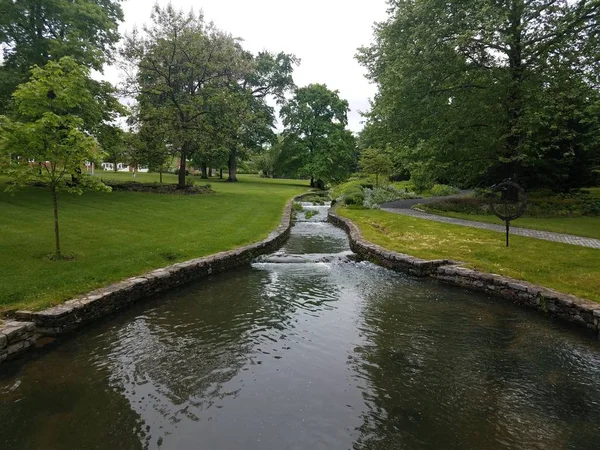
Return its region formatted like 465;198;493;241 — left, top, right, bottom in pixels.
0;174;308;312
417;210;600;240
339;208;600;302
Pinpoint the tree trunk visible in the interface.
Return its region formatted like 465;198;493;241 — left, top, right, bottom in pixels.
178;149;187;188
219;169;223;179
201;165;208;179
227;149;238;182
51;185;61;258
159;169;163;184
310;176;315;188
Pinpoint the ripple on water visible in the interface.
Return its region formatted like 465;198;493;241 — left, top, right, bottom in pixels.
1;224;600;450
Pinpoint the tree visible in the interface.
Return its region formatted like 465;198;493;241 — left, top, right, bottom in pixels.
358;0;600;190
97;124;126;172
359;148;393;186
280;84;355;187
122;5;247;189
224;51;298;182
0;0;124;113
0;57;120;258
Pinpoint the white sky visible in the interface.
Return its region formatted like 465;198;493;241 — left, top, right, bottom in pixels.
102;0;388;132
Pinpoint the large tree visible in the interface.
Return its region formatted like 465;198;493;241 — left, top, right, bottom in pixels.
359;0;600;190
122;5;244;188
224;51;298;182
0;57;121;258
280;84;355;187
122;5;297;187
0;0;123;113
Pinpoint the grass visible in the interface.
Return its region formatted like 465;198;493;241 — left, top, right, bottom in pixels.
0;173;308;312
338;208;600;302
418;209;600;240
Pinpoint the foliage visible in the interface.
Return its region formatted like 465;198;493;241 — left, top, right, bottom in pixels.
358;0;600;191
280;84;356;186
363;185;406;209
340;208;600;302
250;142;281;178
102;180;213;195
0;0;124;113
122;5;298;186
429;184;460;197
359;147;393;186
422;192;600;218
409;162;437;193
0;57;121;257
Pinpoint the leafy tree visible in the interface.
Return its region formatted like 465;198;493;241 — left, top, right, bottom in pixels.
280;84;355;187
97;124;126;172
359;148;393;186
224;51;298;182
123;5;249;188
0;0;124;113
358;0;600;190
251;141;282;178
0;57;120;258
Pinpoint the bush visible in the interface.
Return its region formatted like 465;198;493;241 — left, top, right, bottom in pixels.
363;185;405;209
410;166;436;193
429;184;460;197
422;192;600;218
342;187;365;206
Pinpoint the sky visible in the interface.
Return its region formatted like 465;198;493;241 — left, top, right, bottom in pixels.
102;0;389;132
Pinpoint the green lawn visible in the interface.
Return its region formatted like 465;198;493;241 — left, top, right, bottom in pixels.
0;174;308;312
417;209;600;240
339;208;600;302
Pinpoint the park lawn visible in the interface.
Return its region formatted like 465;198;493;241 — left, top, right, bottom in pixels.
417;209;600;240
338;208;600;303
0;174;308;312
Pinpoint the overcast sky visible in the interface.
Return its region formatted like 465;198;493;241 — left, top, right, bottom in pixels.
103;0;389;132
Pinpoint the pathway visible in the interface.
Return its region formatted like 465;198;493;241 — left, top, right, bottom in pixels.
381;196;600;249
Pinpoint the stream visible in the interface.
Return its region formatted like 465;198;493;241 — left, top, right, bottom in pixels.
1;203;599;449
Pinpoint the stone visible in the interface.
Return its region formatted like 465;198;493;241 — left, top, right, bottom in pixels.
0;334;6;348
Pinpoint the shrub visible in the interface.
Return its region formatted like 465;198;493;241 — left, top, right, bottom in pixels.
410;166;436;193
429;184;460;197
363;185;405;209
423;192;600;218
342;187;365;206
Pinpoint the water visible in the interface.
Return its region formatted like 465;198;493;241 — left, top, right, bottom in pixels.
1;204;600;450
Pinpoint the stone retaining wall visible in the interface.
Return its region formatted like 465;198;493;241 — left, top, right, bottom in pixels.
0;320;36;363
328;208;600;339
8;199;295;342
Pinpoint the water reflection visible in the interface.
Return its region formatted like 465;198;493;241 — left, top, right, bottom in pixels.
1;206;599;450
351;266;600;449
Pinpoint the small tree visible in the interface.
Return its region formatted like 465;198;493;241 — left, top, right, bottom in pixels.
0;57;114;258
359;148;393;186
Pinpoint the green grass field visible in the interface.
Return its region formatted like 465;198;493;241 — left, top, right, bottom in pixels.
339;208;600;302
0;173;308;312
417;210;600;240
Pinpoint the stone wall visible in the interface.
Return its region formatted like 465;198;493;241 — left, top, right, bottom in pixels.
0;320;36;363
9;199;295;340
328;208;600;339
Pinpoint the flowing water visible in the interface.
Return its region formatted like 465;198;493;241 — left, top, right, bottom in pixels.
1;203;600;450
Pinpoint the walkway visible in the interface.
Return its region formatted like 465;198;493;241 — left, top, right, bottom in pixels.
381;197;600;249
